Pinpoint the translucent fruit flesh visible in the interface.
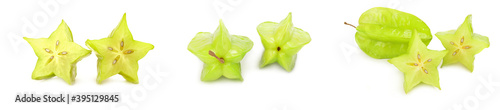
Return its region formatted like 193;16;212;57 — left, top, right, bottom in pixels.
388;31;447;93
24;20;91;85
257;12;311;72
188;20;253;81
435;15;489;72
86;13;154;84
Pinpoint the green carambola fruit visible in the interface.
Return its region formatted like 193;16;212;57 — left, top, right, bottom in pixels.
24;20;91;85
257;12;311;72
388;31;447;94
188;20;253;81
355;7;432;59
435;15;489;72
86;13;154;84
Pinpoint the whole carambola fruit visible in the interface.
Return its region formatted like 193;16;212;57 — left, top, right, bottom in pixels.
355;7;433;59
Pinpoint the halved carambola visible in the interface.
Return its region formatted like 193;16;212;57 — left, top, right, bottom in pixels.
435;15;489;72
257;12;311;72
388;30;447;93
355;7;433;59
86;13;154;84
24;20;91;85
188;20;253;81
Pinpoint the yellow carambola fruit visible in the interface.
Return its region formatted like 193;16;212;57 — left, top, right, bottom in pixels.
86;13;154;84
24;20;91;85
188;20;253;81
388;31;447;94
257;12;311;72
355;7;432;59
435;15;489;72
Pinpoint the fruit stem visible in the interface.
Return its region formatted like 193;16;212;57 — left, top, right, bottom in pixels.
344;22;356;28
209;50;224;63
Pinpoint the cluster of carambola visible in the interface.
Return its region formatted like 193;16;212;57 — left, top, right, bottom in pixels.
24;13;312;84
350;7;490;93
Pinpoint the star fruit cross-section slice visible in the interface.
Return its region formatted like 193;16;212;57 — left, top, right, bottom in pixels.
257;12;311;72
86;13;154;84
435;15;489;72
388;31;447;94
24;20;91;85
188;20;253;81
353;7;433;59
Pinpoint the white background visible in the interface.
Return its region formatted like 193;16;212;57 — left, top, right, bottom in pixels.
1;0;499;110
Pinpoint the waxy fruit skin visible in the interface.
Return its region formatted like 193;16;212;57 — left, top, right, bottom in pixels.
356;7;432;59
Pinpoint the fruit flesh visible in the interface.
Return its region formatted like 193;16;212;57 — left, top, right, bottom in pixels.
257;12;311;72
435;15;489;72
24;20;91;85
356;7;432;59
86;13;154;84
388;31;447;93
188;20;253;81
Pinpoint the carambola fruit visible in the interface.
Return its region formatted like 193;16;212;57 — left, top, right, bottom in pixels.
354;7;432;59
257;12;311;71
388;31;447;93
86;13;154;84
435;15;489;72
24;20;91;85
188;20;253;81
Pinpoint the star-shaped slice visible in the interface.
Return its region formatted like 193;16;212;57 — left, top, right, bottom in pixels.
86;13;154;84
435;15;489;72
24;20;91;85
388;31;447;93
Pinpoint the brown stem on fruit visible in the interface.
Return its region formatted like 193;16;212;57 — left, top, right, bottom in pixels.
209;50;224;63
344;22;356;28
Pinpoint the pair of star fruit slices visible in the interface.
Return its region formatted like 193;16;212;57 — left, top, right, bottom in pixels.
389;15;489;93
188;12;311;81
24;13;154;85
